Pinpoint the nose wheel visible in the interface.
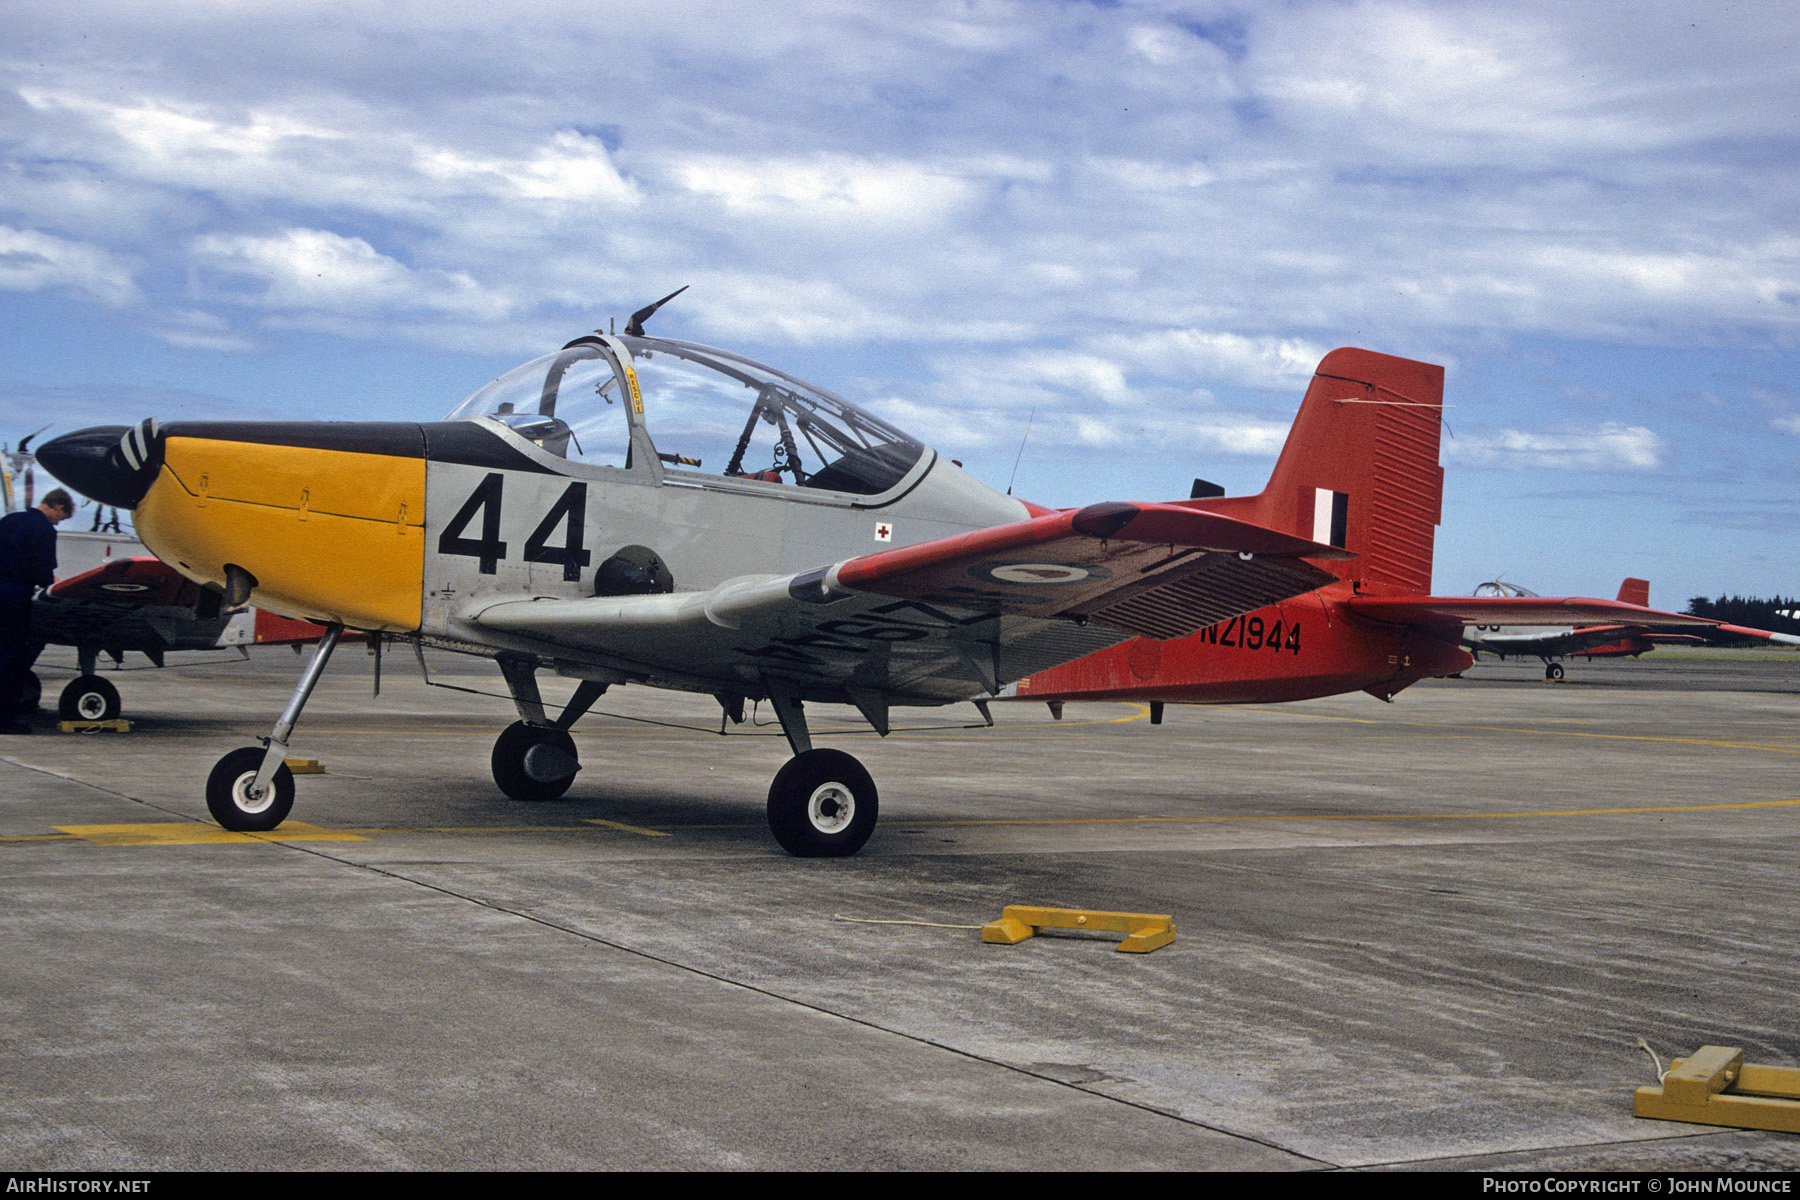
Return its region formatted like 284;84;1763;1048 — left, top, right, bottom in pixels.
206;746;295;831
767;748;878;857
201;624;342;831
1545;662;1565;681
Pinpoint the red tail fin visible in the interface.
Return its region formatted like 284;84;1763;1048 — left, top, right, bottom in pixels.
1189;348;1444;596
1616;577;1650;608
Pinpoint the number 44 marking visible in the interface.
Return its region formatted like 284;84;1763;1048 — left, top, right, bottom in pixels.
438;474;593;581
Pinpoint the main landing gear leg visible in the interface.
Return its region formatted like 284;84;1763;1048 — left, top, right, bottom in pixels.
490;659;604;802
762;675;877;858
206;623;344;831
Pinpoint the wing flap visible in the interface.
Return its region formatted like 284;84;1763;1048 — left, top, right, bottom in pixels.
833;501;1341;640
1069;554;1336;640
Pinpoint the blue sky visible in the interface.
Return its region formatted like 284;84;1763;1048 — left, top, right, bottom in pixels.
3;0;1796;603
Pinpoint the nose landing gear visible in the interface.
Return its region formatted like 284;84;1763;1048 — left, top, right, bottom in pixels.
205;624;342;831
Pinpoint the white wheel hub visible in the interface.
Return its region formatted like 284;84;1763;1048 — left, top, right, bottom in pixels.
231;771;275;814
76;693;106;720
806;782;856;834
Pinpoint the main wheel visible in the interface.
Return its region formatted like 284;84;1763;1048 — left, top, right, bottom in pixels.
1545;662;1565;681
206;746;294;831
767;748;878;858
59;674;121;722
16;670;41;715
491;721;580;801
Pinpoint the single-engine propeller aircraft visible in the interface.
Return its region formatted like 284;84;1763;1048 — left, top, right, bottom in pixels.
39;301;1450;856
1011;369;1743;713
1461;578;1800;679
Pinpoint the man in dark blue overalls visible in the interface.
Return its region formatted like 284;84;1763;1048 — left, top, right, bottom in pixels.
0;488;74;733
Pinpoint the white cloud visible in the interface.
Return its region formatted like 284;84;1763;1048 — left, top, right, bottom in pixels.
672;154;973;226
1445;423;1665;470
17;89;637;218
144;308;258;353
0;225;137;306
6;1;1800;358
1089;330;1329;390
416;131;638;204
192;228;510;319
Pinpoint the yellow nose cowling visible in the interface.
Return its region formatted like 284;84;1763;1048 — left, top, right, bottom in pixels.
135;436;427;632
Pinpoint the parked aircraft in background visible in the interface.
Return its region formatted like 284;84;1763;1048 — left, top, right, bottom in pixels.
39;300;1364;854
7;434;332;720
1462;578;1800;679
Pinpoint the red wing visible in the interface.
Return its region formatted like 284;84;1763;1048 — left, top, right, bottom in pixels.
1340;595;1719;628
832;501;1344;641
48;557;195;606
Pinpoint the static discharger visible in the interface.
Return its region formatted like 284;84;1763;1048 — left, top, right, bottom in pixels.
1634;1046;1800;1134
58;719;130;733
982;905;1175;954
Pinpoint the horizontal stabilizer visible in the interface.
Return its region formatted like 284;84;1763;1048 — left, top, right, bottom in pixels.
1342;595;1719;628
1706;623;1800;647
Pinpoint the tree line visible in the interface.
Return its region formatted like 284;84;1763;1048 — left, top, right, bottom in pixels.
1684;595;1800;634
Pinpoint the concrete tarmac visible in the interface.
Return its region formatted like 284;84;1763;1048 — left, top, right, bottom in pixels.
2;645;1798;1171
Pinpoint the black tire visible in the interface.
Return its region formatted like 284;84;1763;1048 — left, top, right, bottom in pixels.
58;674;121;722
206;746;295;831
1546;663;1565;681
16;670;41;715
491;721;580;801
766;748;877;858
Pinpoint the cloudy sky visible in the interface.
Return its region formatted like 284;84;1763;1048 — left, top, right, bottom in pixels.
3;0;1797;602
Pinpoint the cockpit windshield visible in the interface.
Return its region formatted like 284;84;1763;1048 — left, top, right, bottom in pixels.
447;335;926;496
446;341;629;468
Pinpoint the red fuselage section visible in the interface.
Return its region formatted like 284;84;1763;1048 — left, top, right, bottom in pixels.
1017;581;1473;705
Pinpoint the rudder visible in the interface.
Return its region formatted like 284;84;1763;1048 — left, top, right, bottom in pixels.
1190;348;1444;596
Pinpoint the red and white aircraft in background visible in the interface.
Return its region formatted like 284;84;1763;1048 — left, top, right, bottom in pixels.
1010;350;1761;717
1461;577;1799;679
6;436;338;720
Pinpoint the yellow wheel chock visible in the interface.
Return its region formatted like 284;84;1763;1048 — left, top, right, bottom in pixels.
58;719;131;733
1634;1045;1800;1133
982;905;1175;953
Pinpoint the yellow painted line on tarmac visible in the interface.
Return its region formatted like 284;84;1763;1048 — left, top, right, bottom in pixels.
1237;707;1800;756
334;824;609;835
53;821;369;846
657;797;1800;832
584;818;672;837
14;793;1796;847
878;797;1800;828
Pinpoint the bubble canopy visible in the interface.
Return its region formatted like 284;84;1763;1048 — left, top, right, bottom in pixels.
447;335;926;496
